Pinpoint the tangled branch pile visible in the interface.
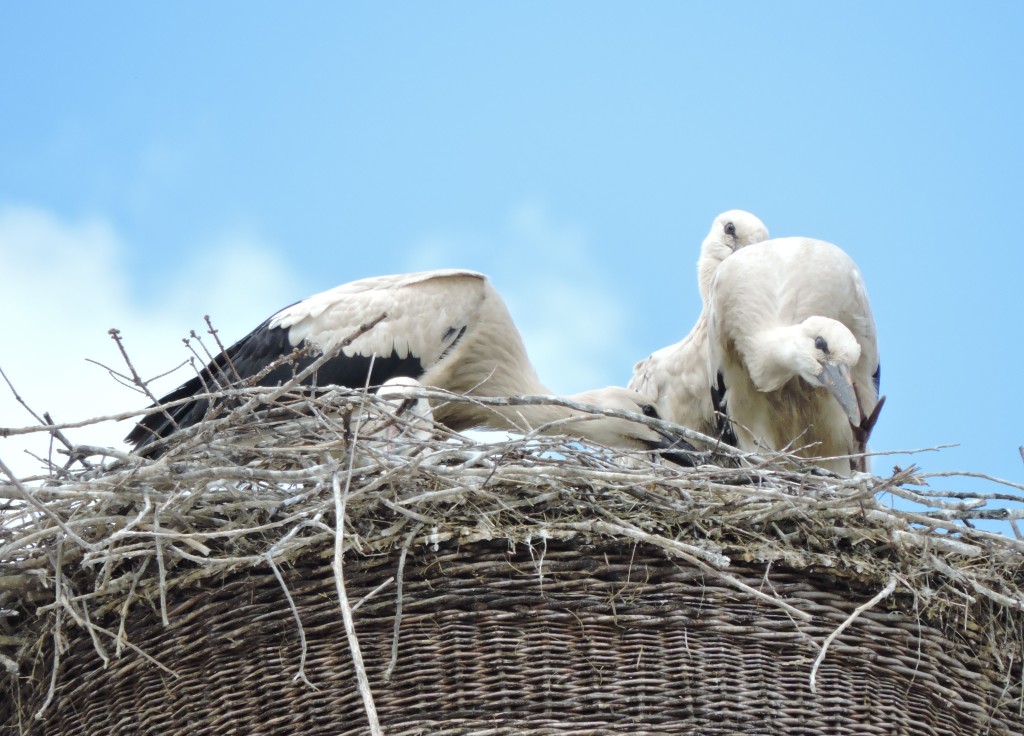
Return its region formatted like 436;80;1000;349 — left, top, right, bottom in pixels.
2;386;1023;733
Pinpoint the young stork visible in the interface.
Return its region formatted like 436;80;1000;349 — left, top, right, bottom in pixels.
706;238;883;475
128;269;690;462
358;376;435;452
630;210;769;439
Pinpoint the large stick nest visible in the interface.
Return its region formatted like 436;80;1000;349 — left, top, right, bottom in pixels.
2;385;1023;729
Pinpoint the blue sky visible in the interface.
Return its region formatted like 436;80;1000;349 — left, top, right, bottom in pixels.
1;3;1022;501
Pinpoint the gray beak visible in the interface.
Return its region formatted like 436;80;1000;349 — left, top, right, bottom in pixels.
644;430;698;467
818;362;860;424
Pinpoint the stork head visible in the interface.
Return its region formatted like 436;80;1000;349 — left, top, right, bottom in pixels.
362;376;434;444
792;317;862;424
565;387;695;466
375;376;427;402
698;210;769;301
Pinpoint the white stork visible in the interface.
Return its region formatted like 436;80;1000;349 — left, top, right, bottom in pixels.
358;376;435;452
706;237;884;475
128;269;691;462
630;210;769;439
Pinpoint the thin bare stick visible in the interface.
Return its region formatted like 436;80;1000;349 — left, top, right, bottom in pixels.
0;457;97;554
42;412;93;470
0;368;83;471
351;577;395;612
203;315;240;383
152;495;169;626
810;576;898;694
116;558;151;658
70;445;147;465
919;470;1024;494
331;466;382;736
567;518;812;622
34;545;64;720
108;329;163;405
384;522;422;682
266;552;316;688
0;366;49;427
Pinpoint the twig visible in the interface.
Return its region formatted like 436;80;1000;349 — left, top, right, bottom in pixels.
152;494;169;627
85;621;178;678
266;552;316;688
810;576;898;694
0;457;97;554
0;366;49;428
108;329;163;406
42;412;93;471
332;463;382;735
34;544;64;720
116;558;151;658
567;518;812;622
70;445;148;465
110;327;181;437
0;368;90;470
204;315;240;382
384;522;422;682
351;578;396;613
918;470;1024;494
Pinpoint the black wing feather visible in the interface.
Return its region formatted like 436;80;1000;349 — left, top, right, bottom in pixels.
127;318;424;454
711;370;739;447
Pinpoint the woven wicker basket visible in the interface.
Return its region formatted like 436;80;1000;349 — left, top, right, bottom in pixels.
7;537;1020;736
2;389;1022;735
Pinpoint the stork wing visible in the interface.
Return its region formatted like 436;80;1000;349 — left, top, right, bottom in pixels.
127;269;488;452
630;316;728;440
628;351;660;399
270;269;487;365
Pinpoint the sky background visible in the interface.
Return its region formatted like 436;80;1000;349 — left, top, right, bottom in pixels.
1;3;1022;508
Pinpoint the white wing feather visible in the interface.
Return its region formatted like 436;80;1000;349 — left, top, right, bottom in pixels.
269;270;488;365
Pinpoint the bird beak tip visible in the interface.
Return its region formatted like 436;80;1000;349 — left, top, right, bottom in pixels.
649;432;698;467
818;363;860;424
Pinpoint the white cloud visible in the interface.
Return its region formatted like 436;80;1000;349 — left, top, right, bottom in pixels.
0;202;642;479
0;204;302;479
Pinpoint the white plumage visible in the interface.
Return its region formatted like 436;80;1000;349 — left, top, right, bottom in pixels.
630;210;769;438
358;376;435;452
130;269;689;462
707;237;883;475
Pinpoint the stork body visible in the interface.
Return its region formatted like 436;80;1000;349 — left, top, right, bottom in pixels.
707;238;882;475
360;376;435;451
129;269;686;460
630;210;769;438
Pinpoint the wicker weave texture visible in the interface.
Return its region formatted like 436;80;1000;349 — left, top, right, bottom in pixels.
7;540;1020;736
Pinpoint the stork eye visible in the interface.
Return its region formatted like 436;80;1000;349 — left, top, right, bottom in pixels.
641;404;659;418
724;222;737;237
814;336;829;353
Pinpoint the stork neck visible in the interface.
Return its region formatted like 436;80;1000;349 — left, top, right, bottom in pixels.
482;388;580;434
453;381;627;441
698;259;717;303
686;311;709;342
698;245;731;303
741;325;807;392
